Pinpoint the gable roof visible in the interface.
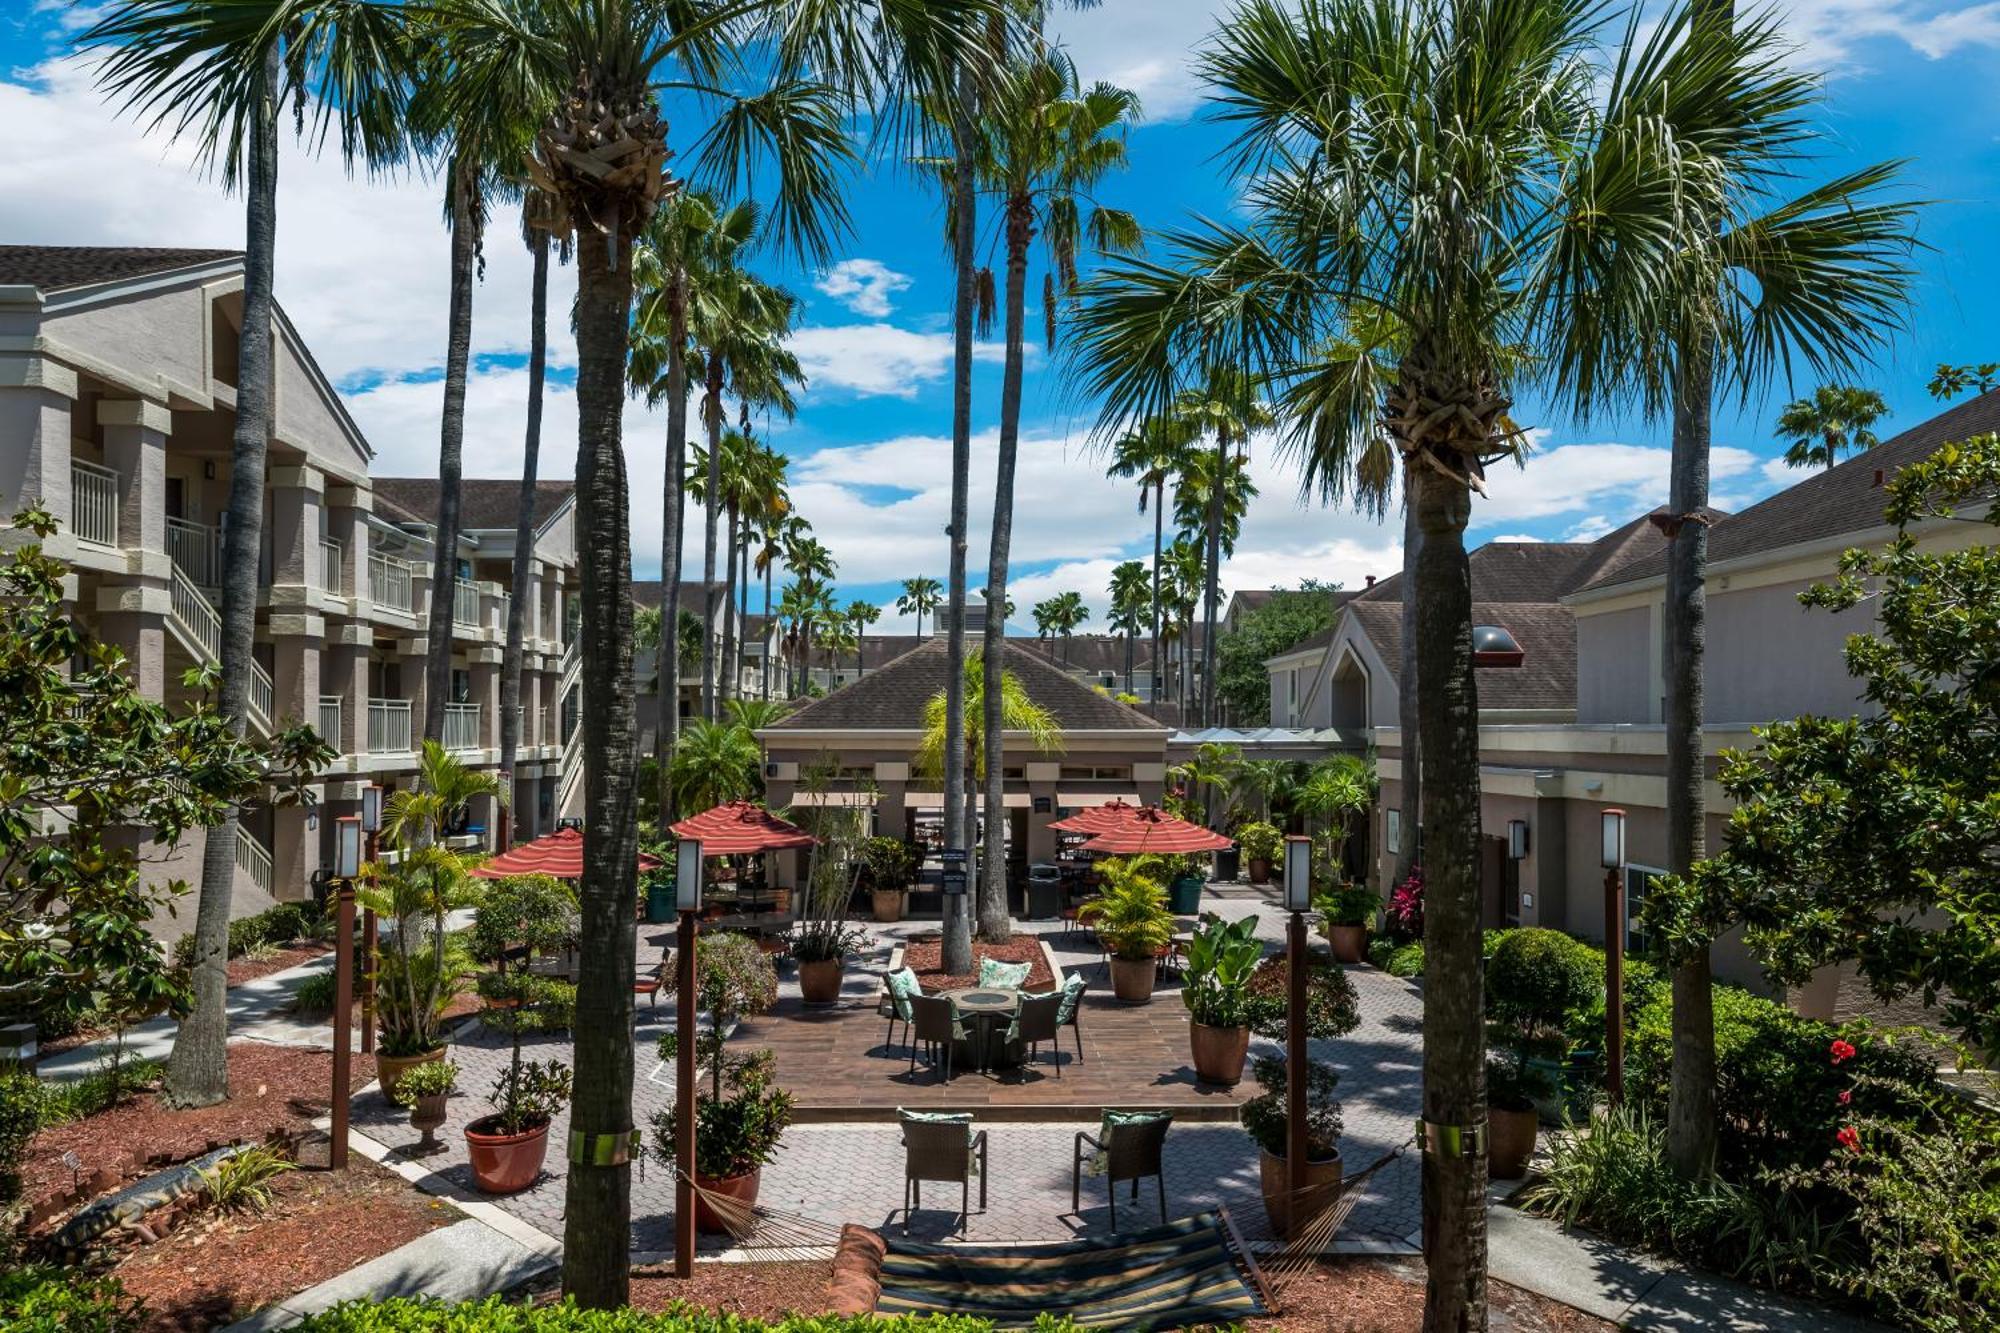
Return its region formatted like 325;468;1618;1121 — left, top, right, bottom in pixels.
372;478;576;533
631;579;729;611
767;637;1167;733
1355;541;1599;606
1346;599;1576;711
1579;388;2000;595
0;246;239;292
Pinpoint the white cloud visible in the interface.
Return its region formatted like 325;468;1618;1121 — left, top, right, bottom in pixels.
788;323;1010;398
814;259;913;318
1562;516;1617;542
1777;0;2000;68
1488;533;1546;544
1762;456;1806;490
1476;442;1765;528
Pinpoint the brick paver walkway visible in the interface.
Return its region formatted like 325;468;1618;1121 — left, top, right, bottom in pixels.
349;885;1424;1253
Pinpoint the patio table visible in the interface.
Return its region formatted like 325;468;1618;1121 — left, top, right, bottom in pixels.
943;987;1021;1074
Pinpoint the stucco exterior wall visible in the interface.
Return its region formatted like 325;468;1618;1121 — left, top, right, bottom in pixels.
1576;604;1653;723
47;286;209;398
1704;577;1872;725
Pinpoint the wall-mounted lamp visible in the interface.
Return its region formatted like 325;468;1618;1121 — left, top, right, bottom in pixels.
1600;807;1627;870
334;816;363;880
1385;809;1401;852
1507;819;1530;861
1283;835;1313;914
677;838;703;913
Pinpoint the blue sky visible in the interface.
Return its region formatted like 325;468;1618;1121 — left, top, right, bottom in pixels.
4;1;1997;631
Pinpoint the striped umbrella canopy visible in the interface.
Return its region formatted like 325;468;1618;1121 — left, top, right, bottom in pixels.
1078;806;1234;855
670;799;817;856
470;827;662;880
1046;798;1142;834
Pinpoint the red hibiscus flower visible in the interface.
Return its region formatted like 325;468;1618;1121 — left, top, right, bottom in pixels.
1829;1039;1857;1065
1836;1125;1861;1153
1838;1089;1852;1107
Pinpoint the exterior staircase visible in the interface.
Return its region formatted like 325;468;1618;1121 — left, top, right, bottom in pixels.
165;565;274;736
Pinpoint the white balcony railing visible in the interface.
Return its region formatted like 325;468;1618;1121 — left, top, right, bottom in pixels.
167;516;221;588
70;460;119;548
319;538;344;594
165;566;274;730
368;697;412;753
452;579;480;629
442;702;482;752
318;696;343;750
369;552;414;613
235;826;274;897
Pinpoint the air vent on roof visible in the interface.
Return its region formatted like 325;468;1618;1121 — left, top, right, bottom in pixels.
1472;624;1524;668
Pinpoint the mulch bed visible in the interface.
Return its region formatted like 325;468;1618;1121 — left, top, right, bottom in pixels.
227;943;330;987
626;1261;830;1321
107;1154;457;1332
21;1041;376;1222
901;933;1054;993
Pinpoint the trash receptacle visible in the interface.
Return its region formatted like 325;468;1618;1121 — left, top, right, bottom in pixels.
1213;844;1240;883
1026;863;1062;919
646;876;676;924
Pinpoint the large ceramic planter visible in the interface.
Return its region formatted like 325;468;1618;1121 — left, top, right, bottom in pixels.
1326;924;1368;965
798;957;844;1004
1257;1146;1344;1239
1166;874;1204;915
376;1046;446;1103
464;1116;551;1194
1489;1104;1540;1179
870;889;906;924
693;1166;762;1233
1108;956;1157;1004
1247;858;1272;885
1189;1021;1250;1086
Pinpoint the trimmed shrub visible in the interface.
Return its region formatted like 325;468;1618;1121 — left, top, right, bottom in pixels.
1366;936;1398;970
0;1266;144;1332
1386;942;1424;978
1486;928;1600;1036
298;1302;1032;1331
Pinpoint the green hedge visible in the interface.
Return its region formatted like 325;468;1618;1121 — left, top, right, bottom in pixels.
296;1298;1073;1331
172;900;326;968
0;1266;143;1332
1487;928;1600;1034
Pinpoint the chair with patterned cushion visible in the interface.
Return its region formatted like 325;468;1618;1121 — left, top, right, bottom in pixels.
1008;991;1063;1078
909;993;964;1082
900;1110;987;1236
1053;971;1087;1062
879;967;920;1058
1072;1111;1172;1230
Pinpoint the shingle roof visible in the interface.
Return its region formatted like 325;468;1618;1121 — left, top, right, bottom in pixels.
0;246;240;291
631;579;730;610
372;478;575;532
1356;541;1600;605
768;637;1168;733
1579;389;2000;594
1347;599;1576;711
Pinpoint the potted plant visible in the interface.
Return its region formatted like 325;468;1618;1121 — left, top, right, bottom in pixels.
392;1058;457;1154
792;795;874;1003
1163;853;1208;915
1314;884;1379;964
1241;1055;1345;1237
1486;1048;1552;1179
859;836;915;923
465;1057;571;1193
1180;914;1263;1085
1237;821;1283;886
1076;858;1175;1003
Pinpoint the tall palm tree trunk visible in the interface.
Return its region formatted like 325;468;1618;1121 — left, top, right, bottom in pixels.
1665;350;1717;1177
1413;469;1487;1333
979;193;1032;944
167;43;279;1110
562;240;640;1311
1201;433;1225;727
1395;468;1423;884
1124;627;1134;696
657;274;689;826
737;531;751;694
699;363;724;722
721;503;740;706
499;232;549;846
761;562;773;699
423;157;479;742
1150;479;1163;705
941;60;977;976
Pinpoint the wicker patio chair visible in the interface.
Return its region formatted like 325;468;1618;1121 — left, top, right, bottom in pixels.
901;1115;988;1236
878;978;913;1057
1072;1113;1172;1231
908;993;963;1082
1010;991;1063;1078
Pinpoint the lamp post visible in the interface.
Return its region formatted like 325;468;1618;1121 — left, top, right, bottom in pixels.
330;814;362;1171
359;785;382;1056
1600;808;1627;1106
675;836;703;1280
1282;834;1311;1230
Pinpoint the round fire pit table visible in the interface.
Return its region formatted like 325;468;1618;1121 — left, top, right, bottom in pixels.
943;987;1021;1074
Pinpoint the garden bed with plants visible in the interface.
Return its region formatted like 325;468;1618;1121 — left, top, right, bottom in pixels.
900;933;1054;992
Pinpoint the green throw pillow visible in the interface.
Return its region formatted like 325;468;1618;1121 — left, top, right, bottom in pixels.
898;1107;974;1125
1056;972;1086;1025
887;966;921;1021
1100;1107;1171;1146
978;958;1031;989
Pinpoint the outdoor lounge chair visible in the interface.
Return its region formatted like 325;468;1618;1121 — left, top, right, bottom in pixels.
1009;991;1062;1078
900;1113;987;1236
1073;1113;1172;1231
908;993;963;1082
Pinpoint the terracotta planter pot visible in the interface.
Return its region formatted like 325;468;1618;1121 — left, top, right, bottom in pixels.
1188;1021;1250;1086
1488;1104;1540;1179
870;889;906;924
464;1116;551;1194
1258;1146;1344;1239
798;957;844;1004
1108;956;1157;1004
693;1166;762;1233
1247;857;1272;885
376;1046;446;1103
1327;923;1368;964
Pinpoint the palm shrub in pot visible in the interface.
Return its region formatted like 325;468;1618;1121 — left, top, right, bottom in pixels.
1237;821;1283;885
1180;914;1263;1085
1314;884;1380;964
1241;1055;1345;1238
391;1058;457;1154
1076;858;1175;1003
858;836;915;923
791;794;874;1003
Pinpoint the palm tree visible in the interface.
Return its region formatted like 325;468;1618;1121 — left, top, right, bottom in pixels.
753;512;807;699
1295;754;1373;871
817;614;857;687
781;534;836;695
1065;1;1793;1318
1106;414;1198;706
1173;370;1272;727
1031;597;1059;647
1107;559;1150;695
897;576;943;638
87;0;413;1110
846;599;881;679
735;443;790;696
724;697;789;732
1233;758;1298;825
1160;538;1204;719
668;719;761;812
1045;590;1090;665
1775;384;1892;473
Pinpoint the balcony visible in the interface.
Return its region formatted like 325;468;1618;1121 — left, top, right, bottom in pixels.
320;538;344;595
318;696;343;750
368;697;412;753
70;460;119;548
168;516;221;588
452;579;480;629
369;553;415;613
442;701;483;752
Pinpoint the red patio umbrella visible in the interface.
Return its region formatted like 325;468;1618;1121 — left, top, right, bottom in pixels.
1077;806;1234;855
470;826;662;880
1047;798;1141;834
669;799;817;855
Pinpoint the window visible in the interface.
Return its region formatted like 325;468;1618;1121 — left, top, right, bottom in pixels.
1623;864;1660;956
1059;765;1129;781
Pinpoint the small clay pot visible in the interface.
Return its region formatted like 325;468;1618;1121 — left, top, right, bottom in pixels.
1327;923;1368;964
798;957;844;1004
465;1116;551;1194
1189;1021;1250;1086
1247;857;1273;885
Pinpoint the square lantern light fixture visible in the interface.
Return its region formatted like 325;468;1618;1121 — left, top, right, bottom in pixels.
361;784;383;835
677;838;704;913
1601;808;1627;870
1507;819;1530;861
1283;835;1313;913
334;816;363;880
1385;809;1401;853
